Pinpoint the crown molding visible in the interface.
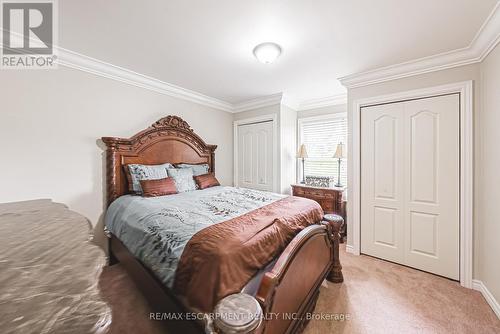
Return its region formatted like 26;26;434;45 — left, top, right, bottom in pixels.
298;93;347;110
58;45;315;114
6;3;496;113
230;92;347;113
0;28;236;112
0;29;353;114
56;46;337;114
473;1;500;61
1;29;234;112
339;2;500;89
231;93;284;113
281;94;300;111
56;44;346;114
56;47;234;112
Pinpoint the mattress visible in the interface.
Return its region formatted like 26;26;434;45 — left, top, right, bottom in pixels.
105;186;285;289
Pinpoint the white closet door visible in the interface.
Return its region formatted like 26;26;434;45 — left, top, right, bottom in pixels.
237;121;274;191
361;102;406;263
361;94;459;280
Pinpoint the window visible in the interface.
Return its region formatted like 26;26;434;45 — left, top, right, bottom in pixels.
298;114;347;186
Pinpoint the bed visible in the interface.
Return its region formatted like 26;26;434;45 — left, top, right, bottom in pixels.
102;115;343;334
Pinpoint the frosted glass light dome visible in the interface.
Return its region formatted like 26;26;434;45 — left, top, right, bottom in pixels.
253;42;282;64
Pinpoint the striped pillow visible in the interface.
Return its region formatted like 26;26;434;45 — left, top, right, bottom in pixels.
140;177;177;197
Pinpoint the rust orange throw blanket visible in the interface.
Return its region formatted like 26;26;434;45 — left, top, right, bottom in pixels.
174;196;323;312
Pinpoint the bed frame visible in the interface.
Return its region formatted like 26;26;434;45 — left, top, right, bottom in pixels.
102;115;343;334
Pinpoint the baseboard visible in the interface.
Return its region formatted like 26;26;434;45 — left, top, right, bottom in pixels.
472;279;500;319
346;244;355;254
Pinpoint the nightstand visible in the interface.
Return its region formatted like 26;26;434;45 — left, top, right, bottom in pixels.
291;184;346;240
291;184;344;214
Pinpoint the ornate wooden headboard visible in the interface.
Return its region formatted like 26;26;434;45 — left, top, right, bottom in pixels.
102;116;217;205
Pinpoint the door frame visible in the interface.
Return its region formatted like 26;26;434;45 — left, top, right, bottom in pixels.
349;80;473;288
233;114;279;192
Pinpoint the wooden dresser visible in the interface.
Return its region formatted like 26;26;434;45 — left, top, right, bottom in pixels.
291;184;344;215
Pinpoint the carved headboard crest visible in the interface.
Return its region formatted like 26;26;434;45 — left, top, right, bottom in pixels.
151;115;193;132
102;115;217;205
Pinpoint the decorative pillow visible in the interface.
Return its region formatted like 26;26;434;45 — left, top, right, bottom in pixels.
140;177;177;197
167;168;197;193
126;163;173;194
194;173;220;190
175;163;210;176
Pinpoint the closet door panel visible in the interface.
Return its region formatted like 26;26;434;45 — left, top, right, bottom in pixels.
403;94;459;280
361;103;405;263
237;121;274;191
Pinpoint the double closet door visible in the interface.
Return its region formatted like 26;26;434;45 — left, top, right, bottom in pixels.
237;121;274;192
361;94;459;280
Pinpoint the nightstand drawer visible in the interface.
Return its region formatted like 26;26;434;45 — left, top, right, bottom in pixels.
302;189;334;200
308;190;325;197
291;184;344;216
293;187;305;195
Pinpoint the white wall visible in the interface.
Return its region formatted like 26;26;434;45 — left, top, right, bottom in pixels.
279;104;297;194
477;43;500;304
0;67;234;247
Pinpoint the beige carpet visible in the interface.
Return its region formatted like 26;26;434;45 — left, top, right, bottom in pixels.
98;245;500;334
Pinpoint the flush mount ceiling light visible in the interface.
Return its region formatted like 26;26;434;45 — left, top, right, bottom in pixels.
253;42;282;64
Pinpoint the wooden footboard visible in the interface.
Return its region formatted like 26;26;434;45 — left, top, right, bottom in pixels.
109;221;342;334
255;223;336;334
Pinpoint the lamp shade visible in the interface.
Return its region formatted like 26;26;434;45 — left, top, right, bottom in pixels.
297;144;308;158
333;142;345;159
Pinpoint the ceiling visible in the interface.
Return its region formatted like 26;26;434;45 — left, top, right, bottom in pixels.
59;0;498;104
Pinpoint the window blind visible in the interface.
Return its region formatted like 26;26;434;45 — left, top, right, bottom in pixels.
299;115;347;185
